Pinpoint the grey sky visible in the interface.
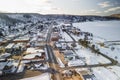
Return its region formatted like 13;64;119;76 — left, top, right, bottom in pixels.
0;0;120;15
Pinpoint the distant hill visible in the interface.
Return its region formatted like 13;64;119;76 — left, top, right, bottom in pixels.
0;13;23;25
0;13;120;24
110;14;120;18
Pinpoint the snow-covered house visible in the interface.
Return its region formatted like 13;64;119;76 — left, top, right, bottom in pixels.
0;61;8;75
29;63;48;70
23;53;45;60
5;43;15;53
51;32;59;41
26;48;45;54
54;42;67;50
52;27;60;32
12;43;25;55
63;50;78;61
2;60;18;74
63;50;74;56
6;35;15;40
0;61;8;71
0;53;11;60
61;23;72;32
70;27;81;35
68;59;85;67
13;36;30;42
76;68;96;80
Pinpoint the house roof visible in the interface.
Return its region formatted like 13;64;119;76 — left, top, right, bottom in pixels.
26;48;44;53
0;53;11;59
23;53;42;59
63;50;74;56
5;43;15;49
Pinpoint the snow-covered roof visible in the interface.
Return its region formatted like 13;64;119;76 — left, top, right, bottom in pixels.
68;59;85;67
63;50;74;56
26;48;44;53
5;43;15;49
14;37;29;41
55;43;62;47
23;53;42;59
0;61;8;70
30;63;48;70
0;53;11;58
92;67;119;80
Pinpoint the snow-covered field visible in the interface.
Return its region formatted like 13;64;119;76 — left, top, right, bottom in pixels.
73;21;120;41
73;21;120;63
107;66;120;78
99;45;120;63
75;44;111;65
92;67;120;80
71;21;120;80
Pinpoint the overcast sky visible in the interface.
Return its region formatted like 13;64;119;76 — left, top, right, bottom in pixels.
0;0;120;15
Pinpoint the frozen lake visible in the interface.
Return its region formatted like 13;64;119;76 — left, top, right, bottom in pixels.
73;21;120;41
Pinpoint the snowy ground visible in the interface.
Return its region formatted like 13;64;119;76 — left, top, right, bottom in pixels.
107;66;120;78
92;67;120;80
99;45;120;63
73;21;120;63
73;21;120;41
75;44;111;65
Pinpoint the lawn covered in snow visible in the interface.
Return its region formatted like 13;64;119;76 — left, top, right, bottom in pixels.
75;44;111;65
107;66;120;78
92;67;120;80
73;21;120;41
99;45;120;63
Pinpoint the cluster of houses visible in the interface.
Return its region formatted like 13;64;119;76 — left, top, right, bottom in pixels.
62;68;96;80
1;14;114;80
0;42;26;75
51;27;60;41
61;23;81;35
49;22;98;80
22;47;48;71
0;19;50;77
20;22;50;71
51;23;86;67
0;43;25;59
